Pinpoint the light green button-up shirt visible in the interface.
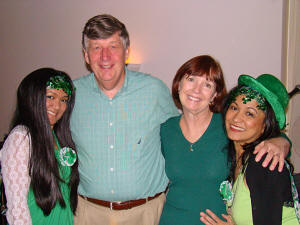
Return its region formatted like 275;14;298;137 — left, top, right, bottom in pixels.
70;68;178;201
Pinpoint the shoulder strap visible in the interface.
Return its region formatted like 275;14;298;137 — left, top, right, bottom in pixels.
285;161;300;223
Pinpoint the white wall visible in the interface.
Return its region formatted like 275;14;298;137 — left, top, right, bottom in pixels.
0;0;284;137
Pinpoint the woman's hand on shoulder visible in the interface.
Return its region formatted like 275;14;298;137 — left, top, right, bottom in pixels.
253;136;290;172
200;209;234;225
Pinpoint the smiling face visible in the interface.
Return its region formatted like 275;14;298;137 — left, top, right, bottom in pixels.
46;88;69;129
225;95;266;146
84;32;129;98
178;74;217;115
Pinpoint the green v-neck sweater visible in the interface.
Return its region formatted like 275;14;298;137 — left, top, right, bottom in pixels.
159;113;229;225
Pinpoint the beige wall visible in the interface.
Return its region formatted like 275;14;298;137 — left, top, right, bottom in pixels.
283;0;300;173
0;0;284;137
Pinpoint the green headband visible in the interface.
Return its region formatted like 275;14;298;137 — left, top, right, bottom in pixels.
229;86;267;111
46;76;74;96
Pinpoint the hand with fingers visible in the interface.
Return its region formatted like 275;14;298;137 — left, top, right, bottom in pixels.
253;136;290;172
200;209;234;225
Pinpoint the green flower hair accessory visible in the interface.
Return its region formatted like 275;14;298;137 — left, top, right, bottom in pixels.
229;86;267;111
46;75;74;96
219;180;234;206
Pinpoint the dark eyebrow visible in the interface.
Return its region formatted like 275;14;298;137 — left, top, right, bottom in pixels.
247;106;258;114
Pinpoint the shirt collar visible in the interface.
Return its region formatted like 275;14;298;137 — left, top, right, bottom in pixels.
91;67;128;98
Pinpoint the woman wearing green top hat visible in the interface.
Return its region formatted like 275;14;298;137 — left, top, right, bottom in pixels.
0;68;79;224
200;74;299;225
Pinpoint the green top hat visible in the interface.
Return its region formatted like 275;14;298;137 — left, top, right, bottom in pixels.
238;74;289;129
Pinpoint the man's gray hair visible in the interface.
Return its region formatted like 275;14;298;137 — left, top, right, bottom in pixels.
82;14;130;50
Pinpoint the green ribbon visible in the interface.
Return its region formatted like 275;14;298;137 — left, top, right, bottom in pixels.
219;180;234;206
52;131;77;167
59;147;77;167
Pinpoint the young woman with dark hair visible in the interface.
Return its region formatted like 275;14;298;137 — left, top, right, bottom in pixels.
0;68;79;224
200;74;299;225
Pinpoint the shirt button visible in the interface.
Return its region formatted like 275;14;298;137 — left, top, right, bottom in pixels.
109;122;113;126
110;168;114;172
110;145;114;149
111;190;114;194
109;101;112;105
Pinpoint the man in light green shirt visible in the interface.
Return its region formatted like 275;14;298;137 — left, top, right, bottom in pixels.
71;14;178;225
